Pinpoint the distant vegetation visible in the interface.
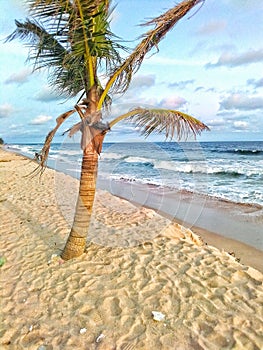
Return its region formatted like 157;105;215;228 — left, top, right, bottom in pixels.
0;138;4;145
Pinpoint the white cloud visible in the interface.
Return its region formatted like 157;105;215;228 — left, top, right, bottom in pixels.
220;94;263;111
221;0;263;10
5;68;32;85
29;115;53;125
206;48;263;68
122;74;156;101
0;38;28;56
9;123;23;130
247;78;263;89
168;80;194;89
145;56;204;67
207;119;225;127
158;96;187;109
34;86;66;102
233;121;248;130
196;20;227;36
129;74;155;89
0;103;14;118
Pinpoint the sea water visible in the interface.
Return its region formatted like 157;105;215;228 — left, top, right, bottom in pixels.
9;141;263;207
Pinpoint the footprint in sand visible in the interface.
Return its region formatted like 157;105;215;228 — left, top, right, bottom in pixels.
101;296;122;317
21;330;45;348
124;321;146;343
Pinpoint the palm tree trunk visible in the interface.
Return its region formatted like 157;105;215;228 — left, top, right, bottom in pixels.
61;141;99;260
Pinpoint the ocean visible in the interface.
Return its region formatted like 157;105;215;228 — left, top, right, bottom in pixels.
8;140;263;207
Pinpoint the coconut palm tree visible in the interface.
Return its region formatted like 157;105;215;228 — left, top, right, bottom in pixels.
7;0;208;260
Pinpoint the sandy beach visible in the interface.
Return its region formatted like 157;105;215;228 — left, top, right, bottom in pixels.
1;148;263;349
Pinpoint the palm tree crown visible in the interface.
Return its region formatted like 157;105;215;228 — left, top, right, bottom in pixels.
7;1;124;99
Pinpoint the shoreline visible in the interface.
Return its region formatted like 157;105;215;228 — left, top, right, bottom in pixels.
99;179;263;272
1;147;263;349
5;142;263;209
98;177;263;249
3;146;263;272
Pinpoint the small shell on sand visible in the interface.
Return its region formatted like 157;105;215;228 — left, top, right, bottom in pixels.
96;333;106;343
79;328;87;335
152;311;165;321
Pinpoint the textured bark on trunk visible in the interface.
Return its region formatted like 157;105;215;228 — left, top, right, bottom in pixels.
61;141;99;260
61;85;109;260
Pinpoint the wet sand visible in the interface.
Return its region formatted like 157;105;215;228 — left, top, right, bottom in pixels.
98;178;263;272
98;177;263;249
1;148;263;349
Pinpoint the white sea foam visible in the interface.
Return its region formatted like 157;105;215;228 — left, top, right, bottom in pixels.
125;156;154;164
9;141;263;206
57;150;81;156
10;145;35;155
154;160;207;173
100;152;124;160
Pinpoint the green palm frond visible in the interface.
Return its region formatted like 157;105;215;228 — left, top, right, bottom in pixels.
110;107;209;140
6;19;66;64
7;0;126;97
98;0;204;108
6;19;85;97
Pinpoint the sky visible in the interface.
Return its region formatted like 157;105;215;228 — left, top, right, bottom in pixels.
0;0;263;144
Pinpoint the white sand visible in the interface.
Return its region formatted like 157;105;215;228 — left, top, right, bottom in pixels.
1;149;263;349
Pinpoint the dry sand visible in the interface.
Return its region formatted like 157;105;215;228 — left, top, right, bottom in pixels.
0;148;263;350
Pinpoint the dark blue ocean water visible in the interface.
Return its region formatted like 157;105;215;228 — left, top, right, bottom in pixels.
9;141;263;206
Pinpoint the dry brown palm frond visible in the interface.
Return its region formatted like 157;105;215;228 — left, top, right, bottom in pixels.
63;106;109;152
31;109;75;176
63;121;82;137
102;0;204;99
110;107;209;141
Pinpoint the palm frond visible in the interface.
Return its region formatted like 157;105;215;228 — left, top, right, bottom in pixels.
33;109;75;175
7;0;126;98
110;107;209;140
67;0;126;85
98;0;204;107
6;18;66;61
